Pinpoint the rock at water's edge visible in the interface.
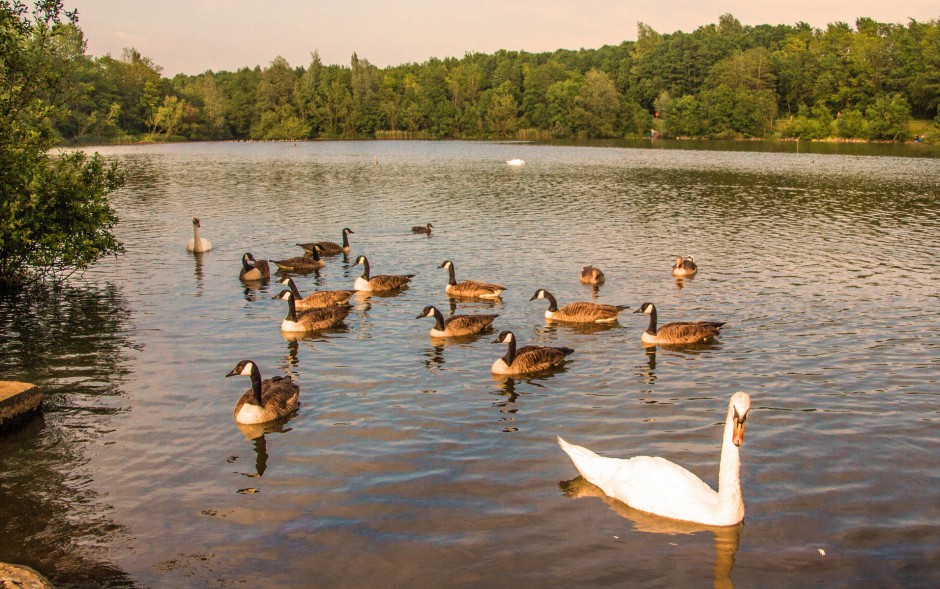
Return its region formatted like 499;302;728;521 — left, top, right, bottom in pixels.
0;381;43;431
0;562;56;588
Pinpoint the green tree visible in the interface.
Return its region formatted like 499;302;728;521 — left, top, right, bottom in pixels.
574;69;622;137
483;82;518;137
866;93;911;140
0;1;125;288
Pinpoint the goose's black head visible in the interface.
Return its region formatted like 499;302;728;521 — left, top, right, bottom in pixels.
226;359;256;378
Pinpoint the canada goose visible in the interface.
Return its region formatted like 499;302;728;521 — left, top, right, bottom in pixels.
352;255;414;292
416;305;498;338
491;330;574;376
558;392;751;526
278;277;355;310
273;290;353;332
412;223;433;235
672;256;698;277
186;217;212;252
633;302;725;346
298;227;354;256
580;265;605;285
273;244;325;271
530;289;628;323
439;260;506;299
225;360;300;425
239;252;270;281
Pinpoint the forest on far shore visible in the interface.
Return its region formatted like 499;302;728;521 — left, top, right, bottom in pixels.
52;13;940;144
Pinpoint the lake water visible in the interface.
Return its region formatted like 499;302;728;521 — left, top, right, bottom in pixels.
1;140;939;588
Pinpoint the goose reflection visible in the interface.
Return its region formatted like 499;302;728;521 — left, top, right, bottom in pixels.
560;476;743;589
283;339;299;371
647;340;723;355
235;417;295;478
673;274;696;290
423;343;446;371
635;348;657;385
242;282;271;302
280;324;350;343
448;296;502;316
491;377;520;432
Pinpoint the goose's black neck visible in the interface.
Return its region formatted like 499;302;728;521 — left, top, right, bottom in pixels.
431;307;446;331
359;258;371;280
285;294;298;322
310;246;321;262
286;278;301;298
645;306;658;336
248;367;263;406
544;291;559;312
446;264;457;286
342;230;350;248
501;338;518;366
242;255;252;271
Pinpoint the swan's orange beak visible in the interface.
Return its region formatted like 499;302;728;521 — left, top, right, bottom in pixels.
733;418;746;447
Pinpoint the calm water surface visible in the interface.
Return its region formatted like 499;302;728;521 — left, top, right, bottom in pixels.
1;141;939;588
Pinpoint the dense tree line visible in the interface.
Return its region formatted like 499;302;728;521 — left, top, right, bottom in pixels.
58;13;940;143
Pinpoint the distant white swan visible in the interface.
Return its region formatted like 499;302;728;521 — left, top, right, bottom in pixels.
506;158;525;166
186;217;212;252
558;392;751;526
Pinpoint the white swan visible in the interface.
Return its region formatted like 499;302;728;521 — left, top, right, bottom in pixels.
506;158;525;166
558;392;751;526
186;217;212;252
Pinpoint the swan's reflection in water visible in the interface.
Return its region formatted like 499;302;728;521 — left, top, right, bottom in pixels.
560;476;743;589
192;251;205;284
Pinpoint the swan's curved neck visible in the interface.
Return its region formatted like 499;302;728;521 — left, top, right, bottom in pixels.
446;264;457;286
645;307;658;335
193;223;201;244
431;308;445;331
248;369;263;406
717;407;744;518
501;338;517;366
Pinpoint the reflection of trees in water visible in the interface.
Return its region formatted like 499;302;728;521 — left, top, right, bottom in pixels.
0;283;137;587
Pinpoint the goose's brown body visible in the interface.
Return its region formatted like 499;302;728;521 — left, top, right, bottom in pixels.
491;331;574;376
634;302;724;346
580;266;605;285
353;256;414;292
298;227;353;256
274;290;352;332
439;261;505;299
239;253;270;281
416;305;497;338
531;289;628;324
672;256;698;277
226;360;300;425
279;277;355;310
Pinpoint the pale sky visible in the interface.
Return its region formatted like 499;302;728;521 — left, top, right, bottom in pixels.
69;1;939;76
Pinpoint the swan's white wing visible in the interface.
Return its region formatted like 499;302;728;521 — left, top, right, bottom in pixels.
558;437;719;523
